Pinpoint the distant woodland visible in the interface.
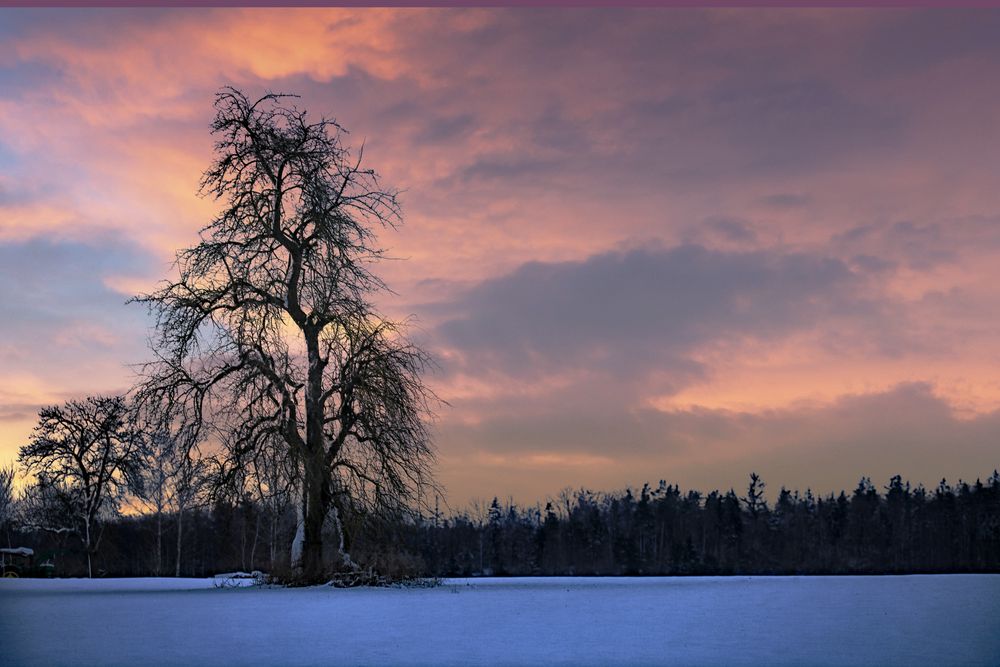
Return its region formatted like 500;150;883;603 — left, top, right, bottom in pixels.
4;470;999;579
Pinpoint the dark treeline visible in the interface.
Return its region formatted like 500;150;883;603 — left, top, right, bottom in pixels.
5;471;1000;578
412;472;1000;576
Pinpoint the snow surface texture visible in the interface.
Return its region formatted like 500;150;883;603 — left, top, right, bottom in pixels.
1;576;998;666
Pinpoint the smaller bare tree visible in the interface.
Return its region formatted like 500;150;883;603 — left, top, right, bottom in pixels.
132;395;212;577
18;396;146;577
0;463;15;547
139;430;179;576
172;452;208;577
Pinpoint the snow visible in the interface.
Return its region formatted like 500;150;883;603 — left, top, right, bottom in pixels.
1;575;998;666
212;571;269;588
0;546;34;557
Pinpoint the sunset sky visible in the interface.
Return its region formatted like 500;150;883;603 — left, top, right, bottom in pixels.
2;8;1000;504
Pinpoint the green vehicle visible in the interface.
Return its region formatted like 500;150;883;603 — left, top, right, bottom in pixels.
1;547;56;578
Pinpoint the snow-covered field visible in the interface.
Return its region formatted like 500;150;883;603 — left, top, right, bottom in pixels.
1;575;998;666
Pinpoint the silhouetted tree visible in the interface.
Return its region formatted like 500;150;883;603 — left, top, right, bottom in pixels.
135;88;436;583
139;430;175;576
743;473;767;518
0;463;15;546
172;452;209;577
18;396;145;577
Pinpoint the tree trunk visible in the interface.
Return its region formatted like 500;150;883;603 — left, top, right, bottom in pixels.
250;510;260;573
175;504;184;577
269;503;277;570
155;510;163;576
85;519;93;578
240;506;248;572
300;452;328;582
291;487;305;573
291;327;349;583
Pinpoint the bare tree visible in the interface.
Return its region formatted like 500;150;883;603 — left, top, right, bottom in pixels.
133;395;212;577
0;463;15;547
18;396;146;577
139;430;174;576
135;88;437;583
138;428;208;577
172;452;208;577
